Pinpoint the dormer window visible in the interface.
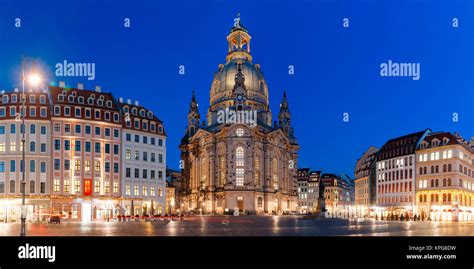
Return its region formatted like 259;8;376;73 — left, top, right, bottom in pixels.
40;95;46;104
131;108;137;116
140;109;145;117
106;100;112;108
88;98;94;105
148;111;153;119
11;95;17;103
443;137;450;145
29;95;35;103
58;95;64;102
68;95;74;103
78;96;84;104
97;99;103;106
123;106;129;113
158;125;163;133
62;90;67;96
150;123;155;131
2;95;8;104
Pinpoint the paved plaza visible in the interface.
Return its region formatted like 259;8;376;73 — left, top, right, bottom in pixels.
2;216;474;236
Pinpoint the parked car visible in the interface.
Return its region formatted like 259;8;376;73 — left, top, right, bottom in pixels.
49;215;61;224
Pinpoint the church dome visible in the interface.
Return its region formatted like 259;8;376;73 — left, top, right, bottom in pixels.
209;59;269;108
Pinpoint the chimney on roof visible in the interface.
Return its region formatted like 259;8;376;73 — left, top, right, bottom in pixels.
14;88;19;93
95;86;101;92
1;90;4;94
77;83;84;90
118;97;123;103
134;101;139;106
127;99;131;105
59;81;65;88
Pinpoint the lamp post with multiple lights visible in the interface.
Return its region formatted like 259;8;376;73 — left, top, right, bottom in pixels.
20;57;42;237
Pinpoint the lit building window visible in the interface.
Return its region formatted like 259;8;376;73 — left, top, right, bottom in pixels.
85;160;91;172
74;180;80;193
104;181;110;193
236;128;244;137
158;188;163;197
75;160;81;171
126;149;131;160
94;161;101;172
272;158;278;189
235;147;244;186
53;179;60;192
142;185;147;196
201;158;207;187
94;180;100;193
125;185;131;196
219;156;225;186
134;185;139;196
150;186;155;196
113;182;119;193
64;180;70;192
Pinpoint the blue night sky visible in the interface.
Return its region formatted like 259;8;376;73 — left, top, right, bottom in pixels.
0;0;472;176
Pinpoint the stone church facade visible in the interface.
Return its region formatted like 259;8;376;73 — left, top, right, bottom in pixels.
179;18;299;215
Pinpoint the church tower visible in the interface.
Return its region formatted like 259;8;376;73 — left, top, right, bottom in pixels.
180;15;299;215
278;91;292;135
187;90;200;137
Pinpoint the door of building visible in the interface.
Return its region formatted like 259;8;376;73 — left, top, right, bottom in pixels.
237;196;244;211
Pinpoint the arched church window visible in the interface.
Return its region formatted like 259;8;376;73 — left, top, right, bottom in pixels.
201;158;207;188
219;156;226;187
272;158;279;189
254;157;260;186
235;147;244;186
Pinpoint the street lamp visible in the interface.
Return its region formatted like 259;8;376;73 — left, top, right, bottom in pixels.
20;57;42;237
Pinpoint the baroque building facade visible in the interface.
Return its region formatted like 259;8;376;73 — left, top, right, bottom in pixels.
0;82;167;222
119;98;166;217
0;89;52;223
179;18;299;215
354;146;378;217
375;129;431;218
415;132;474;221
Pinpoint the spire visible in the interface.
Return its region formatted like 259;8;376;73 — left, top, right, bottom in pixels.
187;90;200;137
280;90;288;109
189;90;199;113
278;90;293;139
